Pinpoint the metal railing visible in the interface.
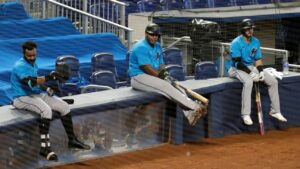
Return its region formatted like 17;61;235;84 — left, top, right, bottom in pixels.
44;0;133;48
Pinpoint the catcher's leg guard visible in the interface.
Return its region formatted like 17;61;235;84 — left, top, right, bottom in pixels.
39;118;58;161
61;113;90;150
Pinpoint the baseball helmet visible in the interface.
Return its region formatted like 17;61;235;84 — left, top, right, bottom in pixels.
240;18;255;31
145;23;161;35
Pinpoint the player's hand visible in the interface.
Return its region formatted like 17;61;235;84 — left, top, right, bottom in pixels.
39;84;55;96
158;69;170;80
250;71;259;82
46;87;54;96
259;72;265;81
165;75;177;86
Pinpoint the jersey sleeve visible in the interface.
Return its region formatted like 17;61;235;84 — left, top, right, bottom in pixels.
15;64;32;80
230;41;241;58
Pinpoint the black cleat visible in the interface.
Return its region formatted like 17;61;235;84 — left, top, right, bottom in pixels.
40;147;58;162
68;138;90;150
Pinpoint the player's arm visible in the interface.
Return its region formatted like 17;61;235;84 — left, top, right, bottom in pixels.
254;41;263;72
140;65;159;77
21;76;46;88
230;42;251;73
255;59;264;72
232;57;251;73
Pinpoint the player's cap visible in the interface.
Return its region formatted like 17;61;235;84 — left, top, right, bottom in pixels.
145;23;161;36
241;19;256;30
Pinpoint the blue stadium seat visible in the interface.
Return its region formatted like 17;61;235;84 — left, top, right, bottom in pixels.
163;47;183;66
56;55;80;81
91;52;118;79
194;61;218;80
163;0;184;10
91;70;117;89
137;0;160;12
56;55;88;96
257;0;272;4
235;0;254;6
214;0;232;7
165;64;185;81
124;1;139;15
81;70;117;93
184;0;208;9
278;0;295;2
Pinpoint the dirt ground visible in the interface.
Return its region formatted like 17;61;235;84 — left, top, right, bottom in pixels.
49;127;300;169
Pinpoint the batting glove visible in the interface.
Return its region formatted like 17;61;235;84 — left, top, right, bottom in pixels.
40;84;55;96
46;87;54;96
250;71;259;82
158;69;170;80
259;71;265;81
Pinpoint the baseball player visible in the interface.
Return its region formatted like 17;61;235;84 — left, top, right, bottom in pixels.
228;19;287;125
11;41;90;161
128;23;206;126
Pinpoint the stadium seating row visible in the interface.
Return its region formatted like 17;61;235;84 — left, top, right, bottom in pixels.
55;53;119;96
62;0;297;20
134;0;296;12
163;47;219;80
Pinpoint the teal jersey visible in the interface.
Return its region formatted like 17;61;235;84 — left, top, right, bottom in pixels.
230;35;262;67
11;58;42;98
128;38;164;77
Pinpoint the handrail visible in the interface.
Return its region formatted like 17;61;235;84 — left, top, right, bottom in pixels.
109;0;126;6
166;36;191;49
46;0;132;31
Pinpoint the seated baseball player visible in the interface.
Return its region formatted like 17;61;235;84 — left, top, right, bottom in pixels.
128;23;207;126
11;41;90;161
228;19;287;125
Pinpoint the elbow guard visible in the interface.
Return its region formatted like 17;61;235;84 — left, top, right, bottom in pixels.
21;76;38;88
232;57;251;74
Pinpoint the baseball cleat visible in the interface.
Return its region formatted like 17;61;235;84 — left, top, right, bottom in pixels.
183;104;207;126
191;104;208;125
40;147;58;162
242;115;253;125
269;112;287;122
68;138;91;150
195;100;208;115
183;109;198;126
